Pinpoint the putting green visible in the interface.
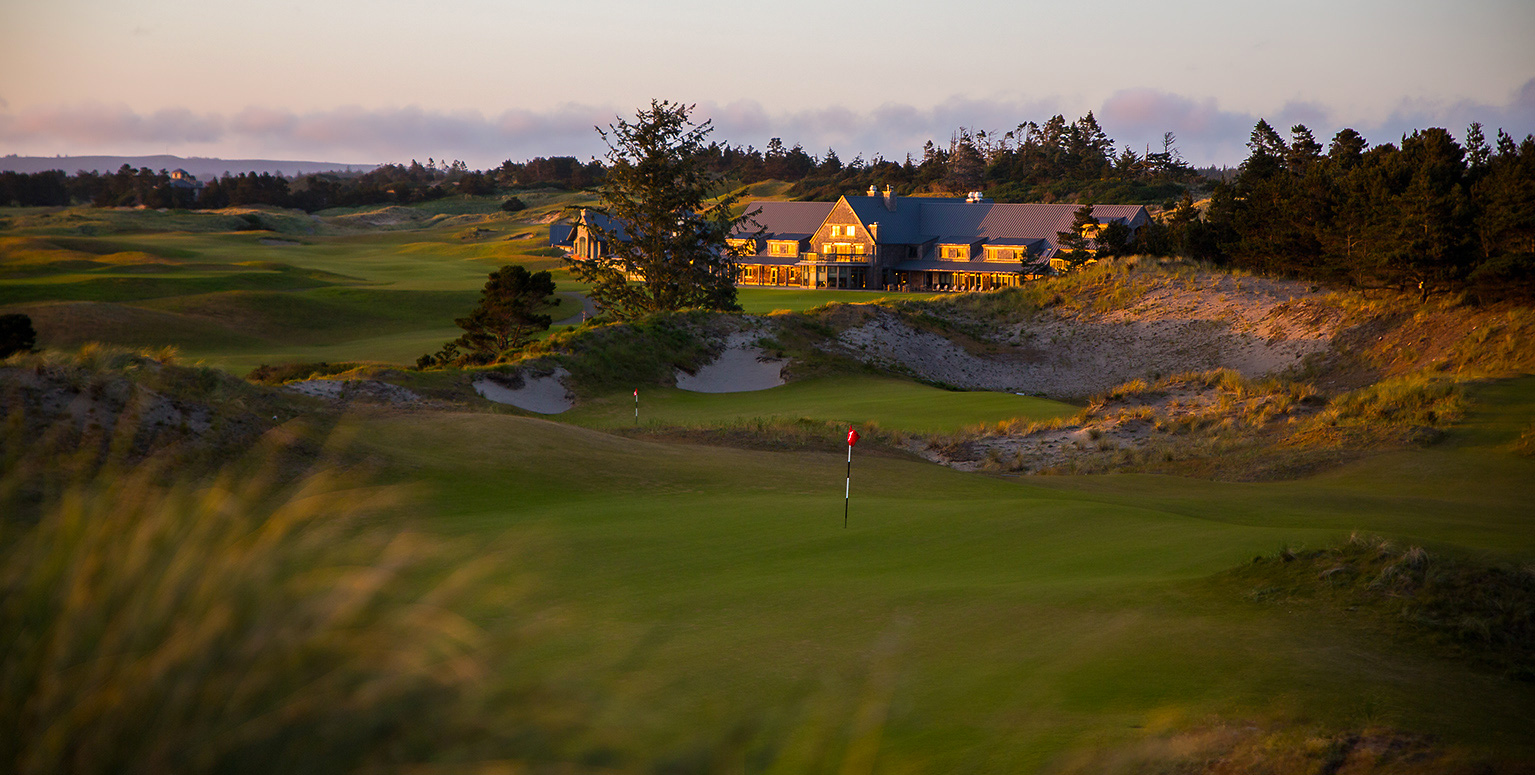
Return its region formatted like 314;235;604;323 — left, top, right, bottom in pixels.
562;375;1078;435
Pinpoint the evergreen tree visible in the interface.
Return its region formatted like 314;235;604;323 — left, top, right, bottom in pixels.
1287;125;1323;175
1055;204;1097;269
565;100;757;320
1327;128;1368;169
449;265;557;362
1465;123;1491;171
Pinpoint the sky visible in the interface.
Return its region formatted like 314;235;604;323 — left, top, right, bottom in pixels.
1;0;1532;169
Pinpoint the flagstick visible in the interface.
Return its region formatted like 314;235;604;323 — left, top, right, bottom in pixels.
844;440;852;528
634;389;638;426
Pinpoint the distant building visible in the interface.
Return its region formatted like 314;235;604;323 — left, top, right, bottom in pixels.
167;168;204;200
554;188;1150;292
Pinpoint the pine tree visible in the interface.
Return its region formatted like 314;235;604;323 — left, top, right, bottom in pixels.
1055;204;1097;269
449;265;558;362
565;101;758;320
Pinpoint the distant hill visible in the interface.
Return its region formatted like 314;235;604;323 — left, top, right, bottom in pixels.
0;155;379;178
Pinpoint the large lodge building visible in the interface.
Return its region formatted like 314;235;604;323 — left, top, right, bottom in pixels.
553;187;1150;292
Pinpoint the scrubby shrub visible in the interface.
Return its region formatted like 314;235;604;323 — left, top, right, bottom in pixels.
0;313;37;357
1232;534;1535;679
245;361;364;384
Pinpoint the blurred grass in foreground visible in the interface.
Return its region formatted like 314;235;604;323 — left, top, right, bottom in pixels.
0;438;558;774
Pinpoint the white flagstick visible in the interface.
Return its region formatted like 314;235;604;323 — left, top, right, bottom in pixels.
634;388;639;425
844;426;859;528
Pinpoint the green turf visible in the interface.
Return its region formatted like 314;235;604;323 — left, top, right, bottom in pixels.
5;207;1534;766
735;287;939;313
561;375;1078;434
1;217;947;374
346;376;1535;769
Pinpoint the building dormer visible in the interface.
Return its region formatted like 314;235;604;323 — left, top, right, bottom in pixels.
983;238;1044;262
765;236;807;257
936;237;984;260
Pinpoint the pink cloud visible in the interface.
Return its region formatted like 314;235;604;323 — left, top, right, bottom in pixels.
2;84;1531;169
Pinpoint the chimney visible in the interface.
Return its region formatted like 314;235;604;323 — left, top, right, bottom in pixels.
882;185;895;211
867;184;878;197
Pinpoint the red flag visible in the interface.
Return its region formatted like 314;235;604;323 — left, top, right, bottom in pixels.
634;389;638;397
847;427;860;447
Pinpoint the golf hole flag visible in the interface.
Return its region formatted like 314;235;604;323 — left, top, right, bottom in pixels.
844;426;859;528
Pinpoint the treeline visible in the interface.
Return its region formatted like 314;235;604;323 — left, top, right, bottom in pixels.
0;113;1198;211
1198;121;1535;300
0;159;513;212
701;113;1199;205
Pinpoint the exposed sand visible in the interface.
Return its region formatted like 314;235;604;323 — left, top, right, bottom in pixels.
675;333;787;393
285;379;420;404
473;368;574;414
833;272;1343;398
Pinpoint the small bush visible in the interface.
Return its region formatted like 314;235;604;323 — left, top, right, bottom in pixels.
0;313;37;357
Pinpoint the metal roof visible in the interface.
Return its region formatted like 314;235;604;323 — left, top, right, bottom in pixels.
548;223;574;247
843;194;964;244
735;196;1150;254
735;201;834;237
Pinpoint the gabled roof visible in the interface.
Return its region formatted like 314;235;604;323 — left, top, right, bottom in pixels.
842;195;964;244
576;209;630;241
549;223;574;247
726;196;1151;256
736;201;834;239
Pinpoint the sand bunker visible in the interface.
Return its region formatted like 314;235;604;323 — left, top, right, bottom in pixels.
834;272;1343;399
473;368;574;414
676;334;787;393
286;379;419;404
